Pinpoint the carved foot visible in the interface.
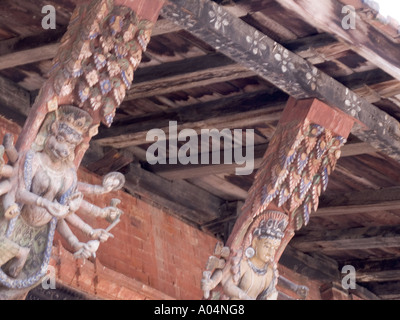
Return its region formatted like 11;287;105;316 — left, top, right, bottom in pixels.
8;247;30;278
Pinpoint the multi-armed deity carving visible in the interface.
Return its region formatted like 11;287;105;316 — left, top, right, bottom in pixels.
201;98;354;300
0;106;124;294
0;0;162;299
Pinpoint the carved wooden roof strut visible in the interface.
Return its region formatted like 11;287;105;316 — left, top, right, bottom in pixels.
16;0;165;165
0;0;164;300
201;98;355;300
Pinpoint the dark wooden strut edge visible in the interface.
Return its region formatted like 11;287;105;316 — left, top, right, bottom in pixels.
160;0;400;163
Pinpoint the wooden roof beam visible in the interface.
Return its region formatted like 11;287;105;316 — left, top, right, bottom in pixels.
161;0;400;163
0;20;181;71
316;186;400;217
274;0;400;81
94;90;288;148
126;53;255;100
0;75;31;125
291;225;400;252
342;258;400;283
124;163;224;226
149;141;376;180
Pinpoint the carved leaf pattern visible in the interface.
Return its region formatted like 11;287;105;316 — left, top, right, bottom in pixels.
50;0;153;127
248;120;346;230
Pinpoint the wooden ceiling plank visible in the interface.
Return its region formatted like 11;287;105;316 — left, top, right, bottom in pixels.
0;75;30;118
94;90;288;148
0;20;183;70
124;164;224;226
274;0;400;81
291;225;400;252
279;245;340;281
0;28;66;70
127;53;254;100
149;141;376;180
343;258;400;283
317;186;400;217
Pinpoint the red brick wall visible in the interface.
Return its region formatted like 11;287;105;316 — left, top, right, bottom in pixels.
69;168;217;299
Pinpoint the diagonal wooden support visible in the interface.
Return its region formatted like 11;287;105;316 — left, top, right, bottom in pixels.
16;0;165;162
200;98;354;300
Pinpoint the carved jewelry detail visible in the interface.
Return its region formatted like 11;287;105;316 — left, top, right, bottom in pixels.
247;260;268;276
245;247;255;259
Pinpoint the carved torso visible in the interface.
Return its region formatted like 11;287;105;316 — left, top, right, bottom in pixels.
238;260;275;299
20;151;76;227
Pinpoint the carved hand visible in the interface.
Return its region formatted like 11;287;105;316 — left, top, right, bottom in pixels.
73;242;92;259
102;172;125;193
66;192;83;212
102;205;123;222
73;240;100;259
201;271;215;294
38;197;69;218
91;229;114;242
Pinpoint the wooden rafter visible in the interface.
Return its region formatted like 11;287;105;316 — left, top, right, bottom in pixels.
291;225;400;252
273;0;400;81
0;75;31;125
160;0;400;163
316;186;400;217
149;141;376;180
280;246;340;281
94;90;288;147
126;53;255;100
124;164;224;226
0;19;180;71
344;258;400;283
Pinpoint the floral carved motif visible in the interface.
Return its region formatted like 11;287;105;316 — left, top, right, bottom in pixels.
201;98;354;300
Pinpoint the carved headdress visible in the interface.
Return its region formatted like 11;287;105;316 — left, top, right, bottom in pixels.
240;210;289;261
253;212;288;240
56;105;93;137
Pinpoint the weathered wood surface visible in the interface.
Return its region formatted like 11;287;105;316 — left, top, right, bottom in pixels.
279;246;340;281
124;164;224;226
95;90;288;147
364;281;400;300
0;28;66;70
274;0;400;81
291;225;400;252
149;141;376;180
0;75;31;125
316;186;400;217
0;18;181;71
126;53;255;100
161;0;400;163
344;258;400;283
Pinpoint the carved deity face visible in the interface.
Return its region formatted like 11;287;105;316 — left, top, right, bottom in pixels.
251;236;281;264
44;121;83;163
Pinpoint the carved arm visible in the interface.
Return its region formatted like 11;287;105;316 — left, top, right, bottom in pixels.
221;275;255;300
78;198;122;222
16;188;69;219
57;219;86;252
77;172;125;195
64;212;113;242
3;133;18;164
